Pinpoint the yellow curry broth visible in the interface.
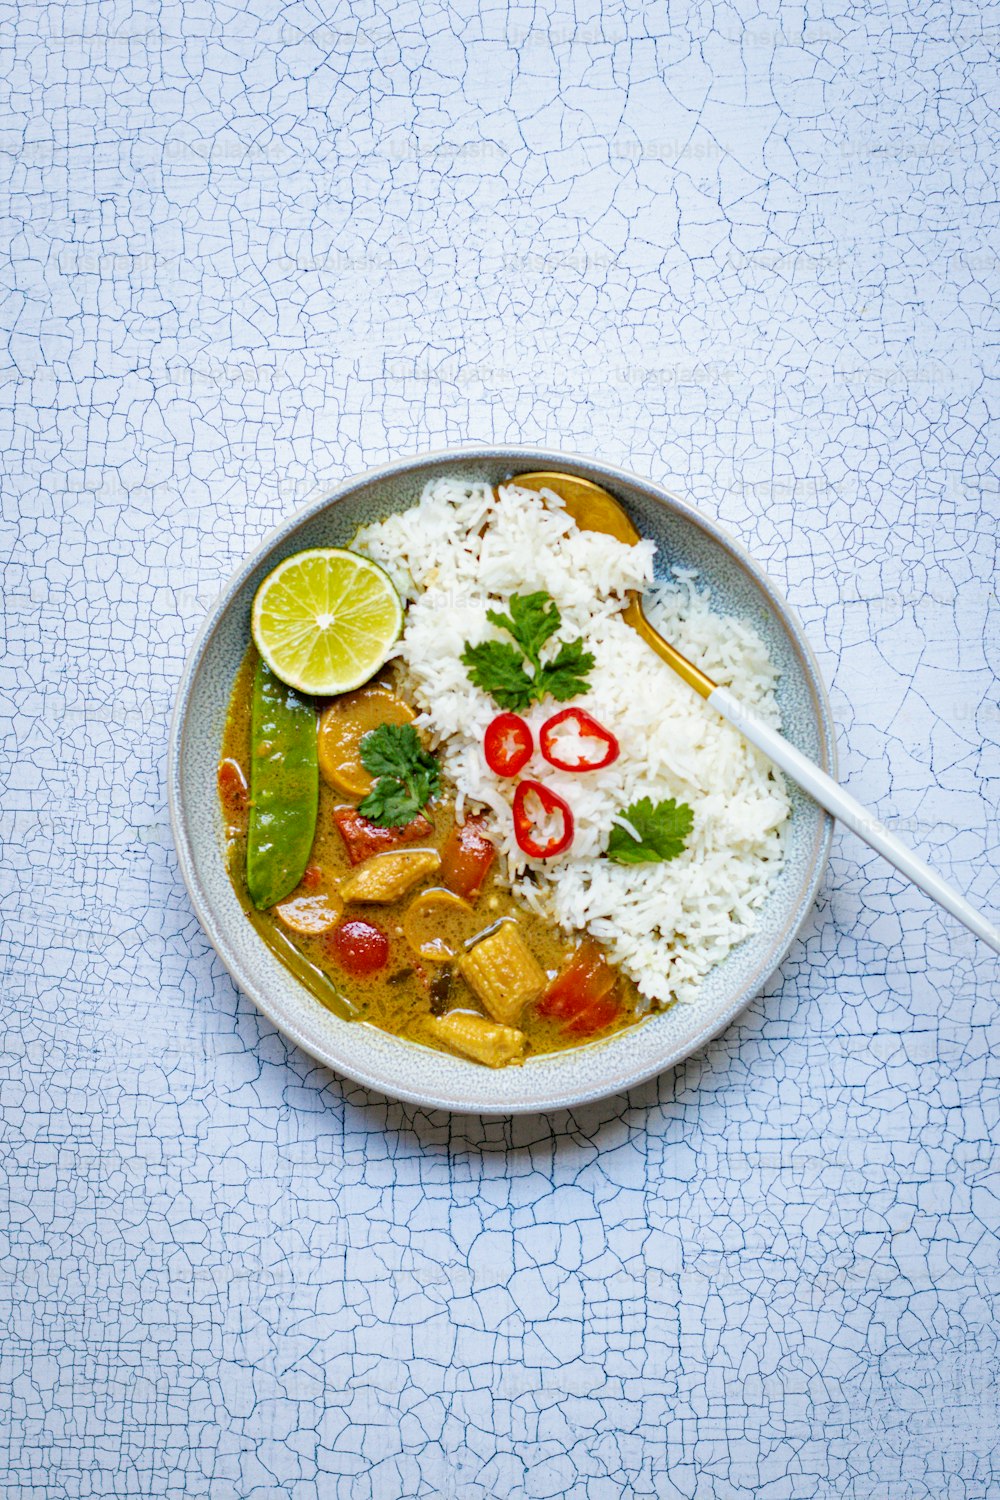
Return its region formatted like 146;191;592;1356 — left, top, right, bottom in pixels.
219;647;642;1059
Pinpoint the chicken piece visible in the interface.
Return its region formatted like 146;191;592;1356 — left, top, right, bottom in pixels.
459;919;545;1026
340;848;441;904
427;1011;526;1068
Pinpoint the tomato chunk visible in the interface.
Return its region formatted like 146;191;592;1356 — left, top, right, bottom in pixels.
333;806;434;865
565;992;622;1035
327;918;390;977
218;758;249;819
538;938;621;1034
440;814;496;900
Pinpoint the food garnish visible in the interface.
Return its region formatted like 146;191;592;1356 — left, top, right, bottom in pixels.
539;707;619;772
513;779;574;860
483;712;533;777
357;723;441;828
461;591;594;711
246;659;319;909
251;547;402;696
607;797;694;865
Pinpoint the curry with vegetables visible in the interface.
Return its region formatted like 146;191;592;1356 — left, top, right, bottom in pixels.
218;649;648;1067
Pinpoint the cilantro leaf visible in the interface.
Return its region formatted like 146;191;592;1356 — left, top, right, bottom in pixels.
486;592;561;664
359;723;431;781
606;797;694;864
358;723;441;827
464;590;595;709
537;638;596;702
460;640;536;712
359;775;431;828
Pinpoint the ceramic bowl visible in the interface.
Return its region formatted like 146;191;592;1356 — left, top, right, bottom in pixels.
168;447;835;1113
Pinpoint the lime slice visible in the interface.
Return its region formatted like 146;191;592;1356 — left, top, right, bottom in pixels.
251;548;403;695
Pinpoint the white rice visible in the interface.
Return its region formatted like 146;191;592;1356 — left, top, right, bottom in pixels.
354;478;790;1005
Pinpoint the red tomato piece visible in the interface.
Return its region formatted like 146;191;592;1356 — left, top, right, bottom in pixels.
327;918;389;977
538;939;617;1021
512;780;574;859
566;991;623;1035
333;806;435;865
217;758;249;818
439;814;496;900
539;708;619;772
483;713;533;777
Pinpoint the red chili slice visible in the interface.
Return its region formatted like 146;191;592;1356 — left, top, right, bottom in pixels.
512;780;574;859
483;713;533;777
539;707;620;772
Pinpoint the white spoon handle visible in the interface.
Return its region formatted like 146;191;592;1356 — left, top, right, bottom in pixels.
709;685;1000;956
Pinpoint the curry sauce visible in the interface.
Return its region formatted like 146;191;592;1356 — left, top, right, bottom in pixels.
219;647;644;1064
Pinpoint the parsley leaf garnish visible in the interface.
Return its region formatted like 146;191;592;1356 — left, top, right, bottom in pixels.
358;723;441;828
606;797;694;864
486;593;561;661
460;640;536;711
461;590;595;711
537;638;595;702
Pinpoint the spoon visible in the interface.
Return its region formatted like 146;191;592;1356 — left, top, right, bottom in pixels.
513;469;1000;956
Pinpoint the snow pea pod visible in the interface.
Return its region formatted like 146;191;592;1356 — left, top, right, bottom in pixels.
246;657;318;909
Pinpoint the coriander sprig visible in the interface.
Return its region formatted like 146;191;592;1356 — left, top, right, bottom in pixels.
607;797;694;865
358;723;441;827
461;591;594;712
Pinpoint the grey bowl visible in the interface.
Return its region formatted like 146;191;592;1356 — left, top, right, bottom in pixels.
168;447;835;1114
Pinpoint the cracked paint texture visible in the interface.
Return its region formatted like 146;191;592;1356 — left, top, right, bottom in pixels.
2;0;999;1496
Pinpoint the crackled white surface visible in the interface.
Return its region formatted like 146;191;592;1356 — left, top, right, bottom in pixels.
2;1;999;1496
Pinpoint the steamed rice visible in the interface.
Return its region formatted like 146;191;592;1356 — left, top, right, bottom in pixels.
354;478;790;1005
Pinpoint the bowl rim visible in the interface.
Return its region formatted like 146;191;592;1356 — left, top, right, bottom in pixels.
167;445;836;1114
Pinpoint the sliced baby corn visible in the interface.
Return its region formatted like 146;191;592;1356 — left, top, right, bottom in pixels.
459;919;546;1026
427;1011;526;1068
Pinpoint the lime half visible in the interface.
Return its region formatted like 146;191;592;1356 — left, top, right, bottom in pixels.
251;548;403;695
